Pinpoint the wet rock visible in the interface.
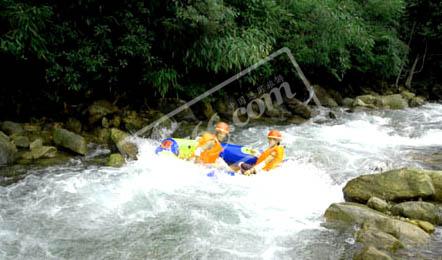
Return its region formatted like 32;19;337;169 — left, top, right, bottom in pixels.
354;246;392;260
343;168;435;203
391;201;442;225
326;89;344;106
110;128;138;160
313;85;338;108
367;197;390;213
88;100;119;124
1;121;24;136
0;131;17;165
89;128;112;146
107;153;125;167
285;98;312;119
202;101;215;120
381;94;408;110
66;118;82;134
342;97;354;107
11;135;29;148
53;128;88;155
356;224;404;253
324;202;430;245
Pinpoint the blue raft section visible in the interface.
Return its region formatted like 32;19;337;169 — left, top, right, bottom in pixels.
155;138;258;165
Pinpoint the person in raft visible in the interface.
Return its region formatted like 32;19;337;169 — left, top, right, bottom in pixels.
190;121;231;168
239;129;285;175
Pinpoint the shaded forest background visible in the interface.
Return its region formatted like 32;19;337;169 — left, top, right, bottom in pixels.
0;0;440;119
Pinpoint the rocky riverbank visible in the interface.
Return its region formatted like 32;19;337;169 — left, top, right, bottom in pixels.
324;168;442;259
0;87;432;185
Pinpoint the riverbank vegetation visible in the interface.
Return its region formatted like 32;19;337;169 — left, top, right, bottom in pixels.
0;0;440;119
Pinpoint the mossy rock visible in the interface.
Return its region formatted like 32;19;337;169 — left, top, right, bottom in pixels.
107;153;125;167
53;128;88;155
343;168;435;203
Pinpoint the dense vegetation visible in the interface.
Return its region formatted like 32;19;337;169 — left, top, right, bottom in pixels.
0;0;440;118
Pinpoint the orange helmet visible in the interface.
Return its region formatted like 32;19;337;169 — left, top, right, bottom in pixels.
215;122;230;134
267;130;282;140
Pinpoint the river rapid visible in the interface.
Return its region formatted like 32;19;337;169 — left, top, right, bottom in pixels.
1;104;442;259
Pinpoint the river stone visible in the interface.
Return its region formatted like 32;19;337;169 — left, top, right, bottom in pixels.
11;135;29;148
354;246;392;260
324;202;430;245
343;168;435;203
313;85;338;107
367;197;390;213
356;224;404;253
110;128;138;160
107;153;125;167
391;201;442;225
0;132;17;165
53;128;88;155
285;98;312;119
88;100;119;124
381;94;408;109
1;121;24;136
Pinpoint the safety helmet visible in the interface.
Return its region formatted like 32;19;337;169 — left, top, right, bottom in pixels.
267;129;282;140
215;122;230;134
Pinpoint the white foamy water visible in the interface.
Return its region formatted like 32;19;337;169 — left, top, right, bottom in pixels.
1;104;441;259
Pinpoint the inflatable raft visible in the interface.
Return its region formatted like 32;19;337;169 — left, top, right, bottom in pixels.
155;138;259;165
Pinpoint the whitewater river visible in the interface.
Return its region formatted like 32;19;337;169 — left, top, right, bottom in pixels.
1;104;442;259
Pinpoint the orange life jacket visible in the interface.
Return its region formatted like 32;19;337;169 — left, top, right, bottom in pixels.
195;132;223;164
256;145;285;171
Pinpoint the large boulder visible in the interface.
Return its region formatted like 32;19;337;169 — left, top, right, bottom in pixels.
1;121;24;136
391;201;442;225
53;128;88;155
313;85;338;108
354;246;392;260
343;168;435;203
88;100;119;124
0;131;17;165
285;98;313;119
324;202;430;245
110;128;138;160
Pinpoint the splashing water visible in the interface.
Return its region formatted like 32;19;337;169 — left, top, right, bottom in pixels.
1;104;442;259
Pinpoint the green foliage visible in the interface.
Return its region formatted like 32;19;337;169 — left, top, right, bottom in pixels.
0;0;439;106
